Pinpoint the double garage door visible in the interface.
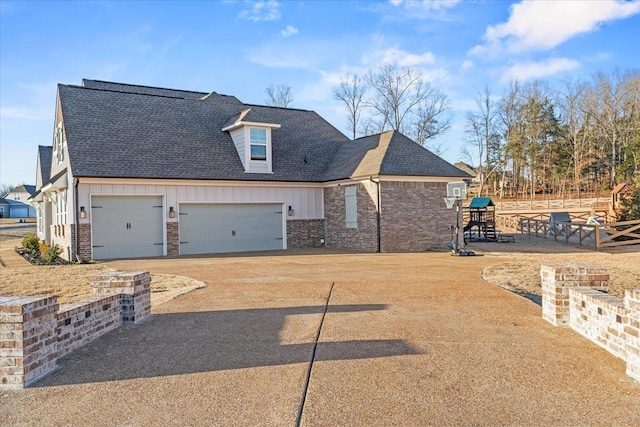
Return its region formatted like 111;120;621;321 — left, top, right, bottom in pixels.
91;197;284;259
179;203;284;255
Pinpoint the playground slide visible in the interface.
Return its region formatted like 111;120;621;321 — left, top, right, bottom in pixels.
463;221;478;232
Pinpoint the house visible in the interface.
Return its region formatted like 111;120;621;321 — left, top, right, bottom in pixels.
453;162;477;182
0;185;36;218
29;79;469;261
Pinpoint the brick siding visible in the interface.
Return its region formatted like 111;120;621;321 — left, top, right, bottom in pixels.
50;224;74;261
286;219;325;248
167;222;179;256
324;183;378;252
78;223;92;260
380;181;457;252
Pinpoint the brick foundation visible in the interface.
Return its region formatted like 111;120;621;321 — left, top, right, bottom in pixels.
167;222;179;256
0;271;151;389
287;219;325;248
50;224;74;261
541;264;640;383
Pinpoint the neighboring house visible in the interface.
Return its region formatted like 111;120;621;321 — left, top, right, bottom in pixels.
30;79;469;261
1;185;36;218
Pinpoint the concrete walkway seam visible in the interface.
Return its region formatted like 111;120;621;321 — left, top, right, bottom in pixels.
296;281;335;427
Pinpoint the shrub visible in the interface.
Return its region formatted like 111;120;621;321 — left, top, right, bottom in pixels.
22;235;40;255
41;244;62;264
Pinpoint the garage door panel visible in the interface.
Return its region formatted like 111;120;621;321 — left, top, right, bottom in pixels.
92;196;164;260
179;203;283;255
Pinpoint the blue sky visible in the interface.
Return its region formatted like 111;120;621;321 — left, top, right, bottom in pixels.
1;0;639;187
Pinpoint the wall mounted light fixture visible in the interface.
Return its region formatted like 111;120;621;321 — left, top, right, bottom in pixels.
288;205;294;216
169;206;176;218
79;206;86;219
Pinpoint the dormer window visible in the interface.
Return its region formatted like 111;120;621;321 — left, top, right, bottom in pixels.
250;128;267;161
222;108;281;174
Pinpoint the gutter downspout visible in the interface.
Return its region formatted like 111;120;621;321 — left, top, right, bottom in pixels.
74;178;82;263
370;176;381;253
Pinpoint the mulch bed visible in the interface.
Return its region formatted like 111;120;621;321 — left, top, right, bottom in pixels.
15;247;70;266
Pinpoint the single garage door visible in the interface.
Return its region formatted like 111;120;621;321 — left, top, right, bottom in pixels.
91;196;164;260
10;207;28;218
179;203;284;255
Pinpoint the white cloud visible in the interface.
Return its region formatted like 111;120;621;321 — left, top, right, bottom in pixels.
390;0;461;11
472;0;640;55
461;60;473;70
363;47;436;68
502;57;581;82
238;0;281;22
281;25;298;37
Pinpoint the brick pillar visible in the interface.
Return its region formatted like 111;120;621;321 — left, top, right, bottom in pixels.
91;272;151;323
0;296;59;389
625;289;640;382
167;222;179;256
541;264;609;327
77;223;92;261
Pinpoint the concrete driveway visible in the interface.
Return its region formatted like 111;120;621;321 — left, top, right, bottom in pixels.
2;251;639;426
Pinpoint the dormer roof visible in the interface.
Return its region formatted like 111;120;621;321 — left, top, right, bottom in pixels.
221;108;281;132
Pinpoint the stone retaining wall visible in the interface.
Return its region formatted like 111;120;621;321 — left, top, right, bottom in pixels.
541;264;640;382
0;271;150;389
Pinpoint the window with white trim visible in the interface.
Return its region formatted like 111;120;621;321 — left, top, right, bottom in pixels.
345;185;357;228
249;128;267;161
55;191;67;225
37;206;43;232
54;123;64;164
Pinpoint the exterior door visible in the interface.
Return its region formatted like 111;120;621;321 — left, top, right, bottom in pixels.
91;196;164;260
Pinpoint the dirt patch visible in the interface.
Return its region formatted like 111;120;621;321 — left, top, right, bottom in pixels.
467;235;640;298
0;238;205;306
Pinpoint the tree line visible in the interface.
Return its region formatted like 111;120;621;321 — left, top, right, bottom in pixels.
265;64;639;200
463;69;640;199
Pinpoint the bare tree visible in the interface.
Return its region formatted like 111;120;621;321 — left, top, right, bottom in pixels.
413;86;452;146
365;62;451;145
581;70;629;187
332;73;367;140
265;84;293;108
558;76;592;198
0;184;13;198
464;86;499;196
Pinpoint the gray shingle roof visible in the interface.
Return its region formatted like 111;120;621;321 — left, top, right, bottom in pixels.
58;81;468;182
81;79;213;100
323;131;469;181
10;184;36;196
38;145;52;185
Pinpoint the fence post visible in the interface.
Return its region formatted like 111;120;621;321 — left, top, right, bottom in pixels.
595;224;600;250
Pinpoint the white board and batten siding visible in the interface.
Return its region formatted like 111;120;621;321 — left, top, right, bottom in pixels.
77;182;324;224
230;128;246;169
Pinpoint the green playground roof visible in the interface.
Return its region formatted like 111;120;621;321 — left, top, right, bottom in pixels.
468;197;494;208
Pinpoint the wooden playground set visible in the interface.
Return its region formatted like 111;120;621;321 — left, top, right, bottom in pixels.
462;183;640;250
